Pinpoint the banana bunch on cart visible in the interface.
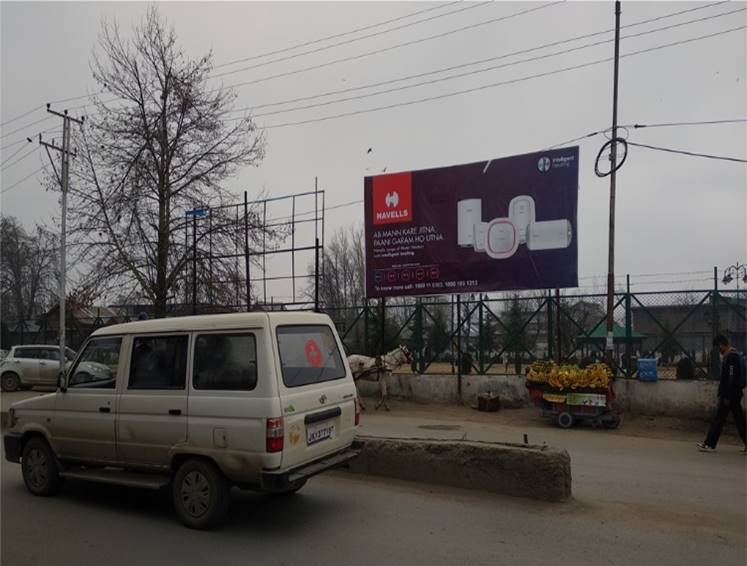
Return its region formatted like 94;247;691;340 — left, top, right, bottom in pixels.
527;361;611;391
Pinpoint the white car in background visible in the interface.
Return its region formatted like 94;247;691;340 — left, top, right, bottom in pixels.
0;345;77;392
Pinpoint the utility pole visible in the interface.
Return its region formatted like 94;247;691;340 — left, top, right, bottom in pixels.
40;105;84;363
605;0;622;367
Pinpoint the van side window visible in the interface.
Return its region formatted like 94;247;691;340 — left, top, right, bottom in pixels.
193;333;257;391
69;337;121;389
129;335;188;390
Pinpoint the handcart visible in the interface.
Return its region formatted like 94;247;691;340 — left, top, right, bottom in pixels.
526;381;621;429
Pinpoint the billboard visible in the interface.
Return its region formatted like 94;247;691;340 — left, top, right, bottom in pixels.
364;147;579;298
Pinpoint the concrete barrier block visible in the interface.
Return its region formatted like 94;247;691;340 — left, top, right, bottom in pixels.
347;436;572;502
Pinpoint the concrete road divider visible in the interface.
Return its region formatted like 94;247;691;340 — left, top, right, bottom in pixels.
346;436;572;502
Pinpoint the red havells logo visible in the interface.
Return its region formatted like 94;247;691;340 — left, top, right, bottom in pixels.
372;172;413;225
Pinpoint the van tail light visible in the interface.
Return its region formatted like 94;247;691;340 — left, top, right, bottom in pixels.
266;417;284;453
354;397;361;426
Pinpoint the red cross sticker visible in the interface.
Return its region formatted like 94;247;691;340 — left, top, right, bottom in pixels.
305;339;323;368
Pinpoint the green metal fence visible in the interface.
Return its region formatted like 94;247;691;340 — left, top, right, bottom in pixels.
325;284;746;380
4;282;745;381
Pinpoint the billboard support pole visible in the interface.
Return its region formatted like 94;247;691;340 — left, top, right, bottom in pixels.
380;297;386;355
605;0;622;367
243;191;251;311
555;288;562;363
456;294;462;399
547;290;554;361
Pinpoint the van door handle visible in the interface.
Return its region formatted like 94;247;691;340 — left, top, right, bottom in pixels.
168;409;182;416
99;407;111;413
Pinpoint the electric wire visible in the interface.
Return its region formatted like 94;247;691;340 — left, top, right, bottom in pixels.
210;1;494;78
0;116;55;140
262;25;746;129
230;2;740;114
213;0;464;69
1;165;45;195
0;146;37;171
627;141;746;163
0;141;33;168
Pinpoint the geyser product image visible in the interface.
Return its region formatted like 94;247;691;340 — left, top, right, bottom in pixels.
485;218;518;259
457;199;482;247
526;219;573;251
473;221;487;253
508;195;535;244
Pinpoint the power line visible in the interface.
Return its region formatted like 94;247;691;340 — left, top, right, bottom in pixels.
628;118;747;129
250;8;746;120
627;141;746;163
0;146;37;171
213;1;464;70
1;165;45;195
262;25;746;129
0;141;33;167
231;1;736;114
211;1;493;78
0;106;42;128
216;2;565;90
0;115;55;140
4;0;729;126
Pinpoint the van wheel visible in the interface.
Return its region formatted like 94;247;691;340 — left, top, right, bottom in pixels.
1;372;20;392
22;437;64;496
556;412;574;429
173;459;230;530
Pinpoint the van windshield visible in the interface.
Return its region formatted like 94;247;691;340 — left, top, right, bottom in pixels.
276;325;346;388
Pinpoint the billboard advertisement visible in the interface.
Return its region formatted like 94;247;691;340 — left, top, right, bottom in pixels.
364;147;579;298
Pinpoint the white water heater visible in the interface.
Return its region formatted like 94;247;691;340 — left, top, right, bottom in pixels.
508;195;535;245
457;199;482;247
526;219;573;251
485;218;519;259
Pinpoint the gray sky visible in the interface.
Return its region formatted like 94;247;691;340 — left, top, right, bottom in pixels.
1;1;745;295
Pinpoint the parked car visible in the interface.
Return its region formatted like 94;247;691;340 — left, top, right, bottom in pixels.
0;345;77;392
4;312;361;529
0;349;8;361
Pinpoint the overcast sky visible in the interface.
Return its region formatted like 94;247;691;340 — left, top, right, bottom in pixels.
1;0;745;296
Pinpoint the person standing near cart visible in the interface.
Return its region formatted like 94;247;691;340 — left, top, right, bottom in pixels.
697;335;746;453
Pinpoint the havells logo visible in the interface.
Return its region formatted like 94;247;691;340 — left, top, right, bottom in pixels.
385;191;399;209
372;172;413;225
538;157;551;173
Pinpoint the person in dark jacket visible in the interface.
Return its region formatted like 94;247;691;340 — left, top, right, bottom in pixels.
697;335;746;453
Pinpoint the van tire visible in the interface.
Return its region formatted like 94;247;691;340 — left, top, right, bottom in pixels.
173;459;230;530
1;372;20;392
21;436;64;496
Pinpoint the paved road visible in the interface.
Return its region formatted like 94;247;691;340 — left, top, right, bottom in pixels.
2;398;745;565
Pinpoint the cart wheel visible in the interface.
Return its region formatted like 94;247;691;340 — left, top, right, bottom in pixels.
603;413;621;429
556;412;574;429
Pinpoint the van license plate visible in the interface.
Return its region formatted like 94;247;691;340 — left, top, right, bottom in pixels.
306;421;336;445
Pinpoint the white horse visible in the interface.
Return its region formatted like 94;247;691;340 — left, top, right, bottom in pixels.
347;345;412;411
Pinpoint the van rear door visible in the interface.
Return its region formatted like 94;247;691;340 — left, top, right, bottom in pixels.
274;323;357;470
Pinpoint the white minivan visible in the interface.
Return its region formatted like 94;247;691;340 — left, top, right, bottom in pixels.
4;312;361;529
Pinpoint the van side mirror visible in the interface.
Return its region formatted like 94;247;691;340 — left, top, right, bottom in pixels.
58;371;67;393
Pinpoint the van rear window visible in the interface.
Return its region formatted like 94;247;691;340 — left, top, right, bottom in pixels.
276;325;346;388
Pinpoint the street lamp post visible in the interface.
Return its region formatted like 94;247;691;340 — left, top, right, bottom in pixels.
721;261;747;355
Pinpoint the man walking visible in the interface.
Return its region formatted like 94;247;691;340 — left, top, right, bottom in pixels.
697;335;746;453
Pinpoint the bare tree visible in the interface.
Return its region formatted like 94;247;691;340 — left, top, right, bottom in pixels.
316;225;365;311
65;7;268;315
0;216;59;323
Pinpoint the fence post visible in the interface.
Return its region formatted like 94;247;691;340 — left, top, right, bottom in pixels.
456;294;462;399
547;289;554;361
415;299;424;374
363;299;369;356
625;274;632;378
380;297;386;355
710;266;720;379
478;295;485;374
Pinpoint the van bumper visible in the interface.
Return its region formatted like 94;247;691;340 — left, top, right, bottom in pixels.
3;433;23;463
260;441;363;492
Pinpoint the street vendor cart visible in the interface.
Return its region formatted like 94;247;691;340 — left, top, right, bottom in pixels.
525;361;621;429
